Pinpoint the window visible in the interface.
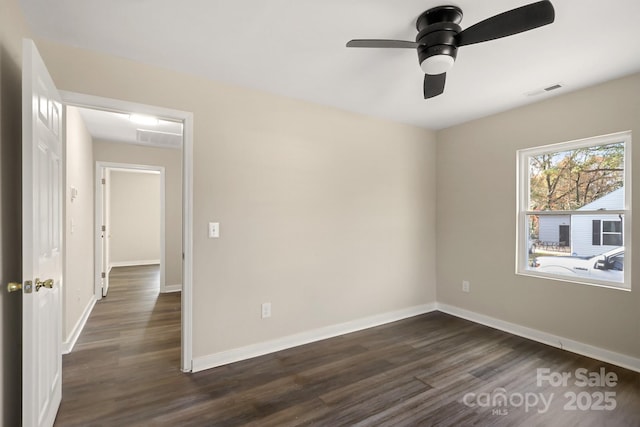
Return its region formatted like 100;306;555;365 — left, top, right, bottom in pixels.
517;131;631;290
600;220;623;246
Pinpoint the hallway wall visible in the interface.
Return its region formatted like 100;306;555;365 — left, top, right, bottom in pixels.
109;170;161;267
64;106;95;345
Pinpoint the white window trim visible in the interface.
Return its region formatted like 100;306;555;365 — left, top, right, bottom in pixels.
516;131;632;290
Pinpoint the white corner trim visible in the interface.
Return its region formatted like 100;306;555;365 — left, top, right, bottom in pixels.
436;303;640;373
62;296;97;355
110;260;160;268
163;284;182;293
192;303;437;372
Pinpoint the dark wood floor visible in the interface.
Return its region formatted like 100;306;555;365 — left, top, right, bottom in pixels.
55;266;640;426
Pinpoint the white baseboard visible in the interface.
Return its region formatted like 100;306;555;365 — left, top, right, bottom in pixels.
110;259;160;268
62;296;96;354
436;303;640;373
192;303;437;372
162;284;182;293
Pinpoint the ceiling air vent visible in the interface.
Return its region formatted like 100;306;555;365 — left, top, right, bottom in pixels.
526;83;563;97
544;84;562;92
136;129;182;148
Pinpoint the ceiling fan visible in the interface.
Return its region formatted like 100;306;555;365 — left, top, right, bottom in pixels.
346;1;555;99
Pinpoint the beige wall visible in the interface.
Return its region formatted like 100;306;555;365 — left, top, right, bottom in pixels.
37;40;438;358
93;140;182;287
64;106;95;342
0;0;30;423
109;170;161;266
437;73;640;359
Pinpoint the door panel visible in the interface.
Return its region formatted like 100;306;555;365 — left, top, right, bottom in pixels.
22;39;63;427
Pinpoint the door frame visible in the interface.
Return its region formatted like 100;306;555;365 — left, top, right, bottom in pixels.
60;91;194;372
95;163;166;295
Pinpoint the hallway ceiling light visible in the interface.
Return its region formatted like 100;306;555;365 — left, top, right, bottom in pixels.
129;114;159;126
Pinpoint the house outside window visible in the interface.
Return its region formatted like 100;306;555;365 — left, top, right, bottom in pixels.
517;131;631;290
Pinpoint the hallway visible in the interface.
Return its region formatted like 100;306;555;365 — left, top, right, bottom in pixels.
55;265;182;425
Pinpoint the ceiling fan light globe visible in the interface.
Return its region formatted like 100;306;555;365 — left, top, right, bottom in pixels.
420;54;454;75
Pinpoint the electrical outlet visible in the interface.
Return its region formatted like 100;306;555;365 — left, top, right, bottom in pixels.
261;302;271;319
462;280;470;293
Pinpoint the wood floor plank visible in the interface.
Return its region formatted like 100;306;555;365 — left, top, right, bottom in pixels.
54;266;640;426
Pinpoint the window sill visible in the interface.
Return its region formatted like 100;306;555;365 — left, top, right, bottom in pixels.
516;270;631;292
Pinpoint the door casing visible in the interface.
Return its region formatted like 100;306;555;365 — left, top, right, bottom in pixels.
60;91;194;372
96;163;166;296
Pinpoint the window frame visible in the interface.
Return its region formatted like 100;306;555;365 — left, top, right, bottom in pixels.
516;131;632;290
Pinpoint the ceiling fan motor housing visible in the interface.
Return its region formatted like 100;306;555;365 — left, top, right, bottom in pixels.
416;6;463;75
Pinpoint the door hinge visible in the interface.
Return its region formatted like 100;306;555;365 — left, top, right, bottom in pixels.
101;225;106;232
101;178;106;185
101;272;106;279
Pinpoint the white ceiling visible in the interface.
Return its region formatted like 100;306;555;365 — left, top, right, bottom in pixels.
19;0;640;130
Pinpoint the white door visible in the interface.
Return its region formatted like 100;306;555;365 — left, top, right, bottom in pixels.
101;168;110;296
22;39;63;427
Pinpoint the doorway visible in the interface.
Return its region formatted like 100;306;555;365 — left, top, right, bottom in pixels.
61;91;194;372
96;164;166;297
559;224;570;247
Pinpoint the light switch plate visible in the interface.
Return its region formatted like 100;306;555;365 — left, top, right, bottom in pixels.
208;222;220;238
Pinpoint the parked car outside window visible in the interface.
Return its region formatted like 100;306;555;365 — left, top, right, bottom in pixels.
531;247;624;283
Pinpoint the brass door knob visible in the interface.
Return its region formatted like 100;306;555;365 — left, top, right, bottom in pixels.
36;278;54;291
7;282;22;292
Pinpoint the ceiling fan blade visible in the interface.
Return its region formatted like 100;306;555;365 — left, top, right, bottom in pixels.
457;0;555;47
346;39;420;49
424;73;446;99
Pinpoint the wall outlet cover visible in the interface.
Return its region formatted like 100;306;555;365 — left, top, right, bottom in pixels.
261;302;271;319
